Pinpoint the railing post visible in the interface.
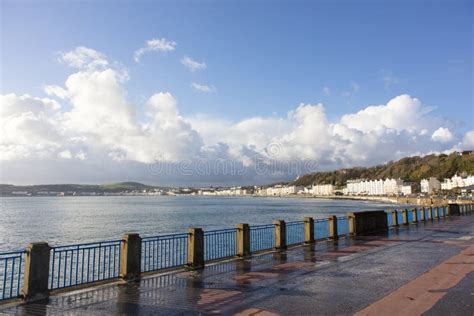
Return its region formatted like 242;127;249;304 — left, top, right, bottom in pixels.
120;233;141;281
419;207;426;221
435;206;441;219
391;210;398;226
236;224;250;257
22;242;50;302
445;205;450;217
411;208;418;223
427;206;433;220
402;209;409;225
187;228;204;269
348;213;356;235
304;217;314;244
273;220;286;250
328;215;338;240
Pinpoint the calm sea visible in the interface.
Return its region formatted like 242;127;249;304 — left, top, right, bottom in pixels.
0;196;403;251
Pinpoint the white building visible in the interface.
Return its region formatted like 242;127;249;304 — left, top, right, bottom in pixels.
312;184;334;196
345;178;404;196
441;174;474;190
399;185;413;196
420;177;441;194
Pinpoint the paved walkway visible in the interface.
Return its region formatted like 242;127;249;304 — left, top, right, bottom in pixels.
1;215;473;315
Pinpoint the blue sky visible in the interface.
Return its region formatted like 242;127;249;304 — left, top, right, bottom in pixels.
1;0;473;185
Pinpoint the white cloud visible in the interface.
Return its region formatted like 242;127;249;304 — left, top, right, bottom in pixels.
59;46;109;70
458;131;474;150
181;56;206;72
431;127;454;143
58;150;72;159
322;86;330;96
340;94;434;133
191;82;216;93
134;38;177;62
0;46;465;184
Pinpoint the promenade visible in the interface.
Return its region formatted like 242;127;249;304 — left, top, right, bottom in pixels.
1;214;472;315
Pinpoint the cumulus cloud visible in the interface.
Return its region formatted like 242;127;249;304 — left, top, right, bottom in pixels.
181;56;207;72
431;127;455;143
134;38;177;62
191;82;216;93
1;46;467;185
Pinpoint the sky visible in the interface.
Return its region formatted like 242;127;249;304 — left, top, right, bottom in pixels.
0;0;473;186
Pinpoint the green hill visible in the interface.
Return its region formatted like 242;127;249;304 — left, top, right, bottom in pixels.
292;151;474;188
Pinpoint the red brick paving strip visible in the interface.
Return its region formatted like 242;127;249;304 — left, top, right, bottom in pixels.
355;244;474;316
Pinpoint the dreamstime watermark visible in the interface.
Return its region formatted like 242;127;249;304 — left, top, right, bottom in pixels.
147;143;320;177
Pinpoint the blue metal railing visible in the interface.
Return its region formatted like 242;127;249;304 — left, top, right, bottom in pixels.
49;240;121;290
415;208;421;221
337;216;350;236
250;224;275;252
397;210;404;224
204;228;237;261
386;212;393;226
407;210;413;223
286;221;304;245
314;218;329;240
142;233;188;272
423;207;429;220
0;251;25;301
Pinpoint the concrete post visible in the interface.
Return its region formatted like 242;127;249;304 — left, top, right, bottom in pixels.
273;220;286;250
328;216;338;240
348;213;356;235
187;228;204;269
419;207;426;221
391;210;399;227
411;208;418;223
304;217;314;244
22;242;50;302
236;224;250;257
402;209;409;225
120;233;141;281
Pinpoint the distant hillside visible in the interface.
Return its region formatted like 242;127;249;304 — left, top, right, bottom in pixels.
292;151;474;188
0;182;160;195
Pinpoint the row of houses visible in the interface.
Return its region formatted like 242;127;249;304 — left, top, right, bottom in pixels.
255;184;335;196
343;178;412;196
197;187;250;196
420;174;474;194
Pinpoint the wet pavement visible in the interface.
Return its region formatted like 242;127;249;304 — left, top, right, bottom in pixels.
1;215;473;315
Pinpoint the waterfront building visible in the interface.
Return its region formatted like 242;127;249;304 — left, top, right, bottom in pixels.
312;184;334;196
441;174;474;190
420;177;441;194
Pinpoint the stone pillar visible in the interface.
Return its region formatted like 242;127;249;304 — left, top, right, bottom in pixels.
304;217;314;244
328;216;338;240
22;242;50;302
120;233;141;281
402;209;409;225
348;213;356;235
411;208;418;223
419;207;426;221
273;220;286;250
236;224;250;257
391;210;399;226
187;228;204;269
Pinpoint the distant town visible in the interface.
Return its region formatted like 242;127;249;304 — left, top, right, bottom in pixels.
2;173;473;199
